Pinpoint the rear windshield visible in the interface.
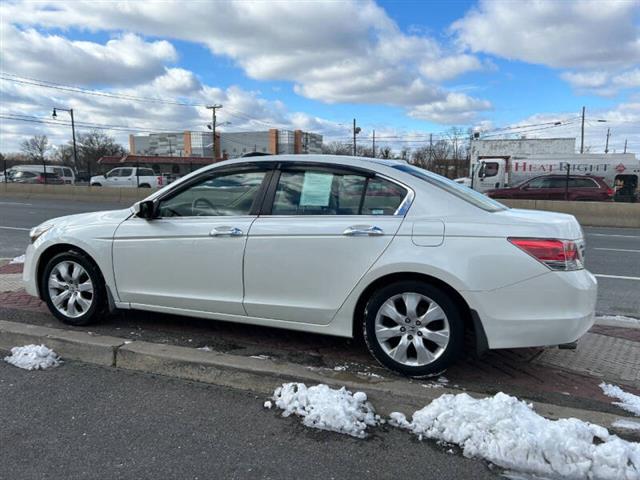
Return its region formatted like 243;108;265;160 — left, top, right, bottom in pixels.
393;164;508;212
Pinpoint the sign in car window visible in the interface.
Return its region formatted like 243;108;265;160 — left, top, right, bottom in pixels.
299;172;333;207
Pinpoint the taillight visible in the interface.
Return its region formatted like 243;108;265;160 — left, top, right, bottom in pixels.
157;175;163;186
508;238;583;271
606;188;614;197
37;175;45;184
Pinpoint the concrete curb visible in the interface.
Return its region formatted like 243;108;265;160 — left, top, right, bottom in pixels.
0;320;124;366
0;319;637;437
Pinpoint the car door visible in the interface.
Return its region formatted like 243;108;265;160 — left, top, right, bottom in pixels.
516;177;552;199
104;168;122;186
243;164;410;325
117;167;135;187
112;165;271;315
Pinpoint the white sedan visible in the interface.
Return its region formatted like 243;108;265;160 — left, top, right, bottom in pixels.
23;155;597;377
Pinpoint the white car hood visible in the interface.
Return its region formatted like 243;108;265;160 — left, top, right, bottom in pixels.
43;208;132;231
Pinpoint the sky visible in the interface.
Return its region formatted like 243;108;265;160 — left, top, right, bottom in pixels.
0;0;638;155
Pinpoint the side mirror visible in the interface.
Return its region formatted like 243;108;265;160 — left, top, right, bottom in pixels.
134;200;157;220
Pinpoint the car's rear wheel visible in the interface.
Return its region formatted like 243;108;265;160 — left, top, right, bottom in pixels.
363;281;464;377
42;251;107;326
91;183;101;187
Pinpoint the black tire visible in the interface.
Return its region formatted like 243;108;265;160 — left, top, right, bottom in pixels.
91;183;101;187
363;281;464;377
41;251;107;326
138;184;151;188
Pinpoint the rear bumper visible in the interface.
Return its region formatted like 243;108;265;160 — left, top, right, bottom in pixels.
464;269;597;349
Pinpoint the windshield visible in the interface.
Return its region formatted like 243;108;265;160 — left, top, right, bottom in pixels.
393;164;508;212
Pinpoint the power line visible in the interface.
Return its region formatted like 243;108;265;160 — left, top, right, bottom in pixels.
1;72;286;130
1;113;273;153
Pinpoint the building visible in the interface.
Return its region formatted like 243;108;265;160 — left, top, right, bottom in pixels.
129;129;323;160
469;137;576;166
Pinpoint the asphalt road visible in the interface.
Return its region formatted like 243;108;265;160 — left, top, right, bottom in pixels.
0;361;498;480
1;196;638;315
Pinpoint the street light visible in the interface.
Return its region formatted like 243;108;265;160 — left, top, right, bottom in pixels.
52;107;79;178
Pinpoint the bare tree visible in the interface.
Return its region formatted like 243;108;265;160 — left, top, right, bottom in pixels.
321;141;352;156
76;130;126;173
378;146;394;159
20;135;50;163
51;144;75;165
411;146;431;169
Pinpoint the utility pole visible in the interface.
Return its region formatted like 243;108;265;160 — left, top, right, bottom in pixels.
605;128;611;154
580;106;585;154
352;119;361;156
372;130;376;158
52;107;79;177
168;138;173;157
624;139;627;154
206;104;222;162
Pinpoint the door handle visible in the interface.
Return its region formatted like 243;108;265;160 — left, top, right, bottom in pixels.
210;226;243;237
343;225;384;236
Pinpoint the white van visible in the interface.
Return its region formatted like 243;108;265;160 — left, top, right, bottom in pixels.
12;164;76;184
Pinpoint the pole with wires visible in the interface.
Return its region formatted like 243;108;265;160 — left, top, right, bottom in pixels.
605;128;611;154
206;104;222;162
352;119;361;156
580;106;585;154
372;130;376;158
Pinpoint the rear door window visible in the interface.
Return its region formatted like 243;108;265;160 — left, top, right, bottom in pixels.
270;168;407;216
361;177;407;215
119;168;133;177
569;178;598;188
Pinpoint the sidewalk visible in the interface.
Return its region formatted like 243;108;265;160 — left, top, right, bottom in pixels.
2;259;639;418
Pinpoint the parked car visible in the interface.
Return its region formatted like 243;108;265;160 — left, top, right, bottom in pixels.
90;167;164;188
486;175;613;201
11;170;65;184
12;164;76;184
23;155;596;377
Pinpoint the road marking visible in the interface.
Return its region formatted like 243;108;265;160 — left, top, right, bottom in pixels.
594;248;640;253
595;274;640;281
0;226;30;231
587;233;640;239
0;201;32;206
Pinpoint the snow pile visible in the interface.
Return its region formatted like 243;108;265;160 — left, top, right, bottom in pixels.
389;392;640;480
601;383;640;416
9;254;25;264
272;383;378;438
613;419;640;431
4;344;62;370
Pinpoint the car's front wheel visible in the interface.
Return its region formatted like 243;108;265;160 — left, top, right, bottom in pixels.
42;251;107;326
363;281;464;377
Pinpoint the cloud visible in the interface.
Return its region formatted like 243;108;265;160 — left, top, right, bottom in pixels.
420;55;487;82
0;67;348;151
561;68;640;96
1;24;177;86
409;93;492;124
452;0;640;69
0;0;490;122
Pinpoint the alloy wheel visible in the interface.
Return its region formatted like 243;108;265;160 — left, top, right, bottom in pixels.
374;292;450;367
48;260;94;318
